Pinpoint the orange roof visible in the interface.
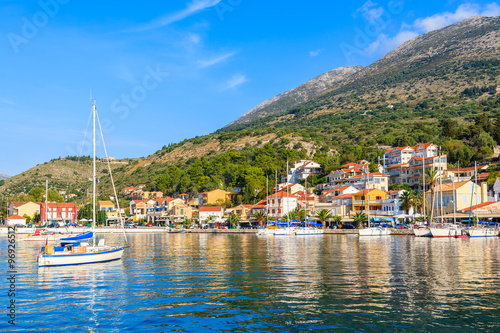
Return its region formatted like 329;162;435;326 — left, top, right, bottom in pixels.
386;163;409;169
447;165;488;172
334;193;354;199
7;215;25;220
10;202;29;208
199;206;223;212
41;202;77;208
268;191;298;198
427;181;471;192
461;202;499;212
98;201;114;206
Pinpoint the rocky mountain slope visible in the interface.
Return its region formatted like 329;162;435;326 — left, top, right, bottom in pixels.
226;66;364;126
0;174;9;181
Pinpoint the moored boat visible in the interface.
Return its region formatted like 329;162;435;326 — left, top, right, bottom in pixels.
359;226;391;236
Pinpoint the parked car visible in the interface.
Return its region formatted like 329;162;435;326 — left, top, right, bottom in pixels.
341;224;356;229
145;223;153;227
125;222;137;228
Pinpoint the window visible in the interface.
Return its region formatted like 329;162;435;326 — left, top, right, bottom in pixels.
462;195;467;203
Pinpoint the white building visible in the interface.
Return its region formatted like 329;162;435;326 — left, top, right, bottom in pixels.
6;215;27;227
199;206;224;222
382;190;411;215
267;191;298;217
342;173;389;192
382;143;439;169
287;160;322;184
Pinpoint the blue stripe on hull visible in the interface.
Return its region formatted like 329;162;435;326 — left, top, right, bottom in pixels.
38;257;122;267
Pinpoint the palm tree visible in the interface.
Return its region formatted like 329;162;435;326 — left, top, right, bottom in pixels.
425;168;439;218
399;190;414;214
252;211;266;227
316;209;333;229
332;215;342;228
353;212;367;228
226;213;241;229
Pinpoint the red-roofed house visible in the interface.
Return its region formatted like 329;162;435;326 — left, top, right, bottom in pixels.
8;201;41;220
6;215;27;226
294;191;318;213
287;160;322;184
226;204;254;221
40;202;77;224
321;185;358;203
352;188;387;214
460;201;500;213
266;191;298;217
276;182;305;194
199;206;224;222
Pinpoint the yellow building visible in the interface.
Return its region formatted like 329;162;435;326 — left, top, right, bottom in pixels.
351;188;387;214
98;201;117;219
8;202;41;220
198;189;233;206
425;181;481;216
226;204;254;221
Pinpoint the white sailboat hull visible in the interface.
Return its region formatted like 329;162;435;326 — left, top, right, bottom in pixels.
467;228;499;238
295;228;324;235
413;227;432;237
430;226;467;238
257;227;295;236
359;227;391;236
37;247;124;267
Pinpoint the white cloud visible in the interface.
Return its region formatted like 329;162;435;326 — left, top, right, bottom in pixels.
413;3;480;32
222;74;247;90
197;51;237;68
483;2;500;16
364;2;499;55
356;0;385;23
131;0;222;32
309;49;322;57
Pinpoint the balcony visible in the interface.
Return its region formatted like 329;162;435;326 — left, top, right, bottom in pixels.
353;200;384;205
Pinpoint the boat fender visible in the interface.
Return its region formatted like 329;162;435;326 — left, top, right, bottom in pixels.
46;246;54;255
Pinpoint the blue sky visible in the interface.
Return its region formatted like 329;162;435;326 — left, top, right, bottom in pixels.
0;0;499;176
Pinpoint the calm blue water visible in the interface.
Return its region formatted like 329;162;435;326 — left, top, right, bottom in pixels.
1;233;500;332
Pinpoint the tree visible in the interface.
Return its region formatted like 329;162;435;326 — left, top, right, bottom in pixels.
226;213;241;229
440;119;458;138
316;209;333;229
252;211;266;226
332;215;342;228
399;190;414;214
353;212;367;227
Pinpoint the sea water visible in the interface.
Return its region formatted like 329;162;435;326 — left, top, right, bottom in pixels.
1;233;500;332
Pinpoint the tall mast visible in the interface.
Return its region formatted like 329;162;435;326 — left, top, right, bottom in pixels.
366;172;370;228
422;158;425;223
266;175;268;226
286;160;289;227
45;179;48;224
92;100;96;236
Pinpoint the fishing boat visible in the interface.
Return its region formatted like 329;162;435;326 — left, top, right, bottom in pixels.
37;100;125;267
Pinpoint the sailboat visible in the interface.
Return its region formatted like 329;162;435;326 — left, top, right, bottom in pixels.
358;173;390;236
467;162;498;237
37;100;125;267
295;175;323;236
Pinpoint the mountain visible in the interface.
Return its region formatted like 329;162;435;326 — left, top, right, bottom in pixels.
0;174;9;181
226;16;500;128
226;66;364;126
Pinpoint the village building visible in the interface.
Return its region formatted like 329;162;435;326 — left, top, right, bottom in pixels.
98;201;117;220
287;160;322;184
6;215;27;226
266;191;298;217
198;189;234;206
351;188;387;215
226;204;254;221
8;202;41;220
199;206;224;222
40;202;78;224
